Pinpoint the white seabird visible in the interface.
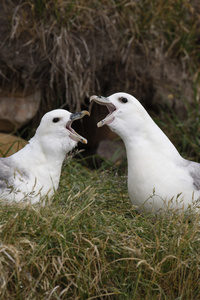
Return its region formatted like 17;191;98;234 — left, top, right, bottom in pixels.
90;92;200;213
0;109;89;204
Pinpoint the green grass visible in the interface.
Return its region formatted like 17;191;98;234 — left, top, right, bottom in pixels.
0;156;200;299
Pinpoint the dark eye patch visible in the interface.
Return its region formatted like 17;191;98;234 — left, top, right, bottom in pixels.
52;117;60;123
119;97;128;103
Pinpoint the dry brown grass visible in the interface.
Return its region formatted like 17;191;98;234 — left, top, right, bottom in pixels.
0;0;199;116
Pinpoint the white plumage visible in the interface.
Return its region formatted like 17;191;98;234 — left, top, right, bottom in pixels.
0;109;89;204
90;92;200;213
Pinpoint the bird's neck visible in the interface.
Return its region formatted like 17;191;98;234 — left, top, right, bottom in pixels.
30;136;67;169
13;137;66;189
123;116;181;166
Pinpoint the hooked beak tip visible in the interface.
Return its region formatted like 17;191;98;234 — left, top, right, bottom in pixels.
70;110;90;120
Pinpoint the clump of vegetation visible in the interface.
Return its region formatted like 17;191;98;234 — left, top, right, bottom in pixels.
0;157;200;299
1;0;199;114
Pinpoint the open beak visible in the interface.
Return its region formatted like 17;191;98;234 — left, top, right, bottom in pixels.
67;110;90;144
90;95;116;127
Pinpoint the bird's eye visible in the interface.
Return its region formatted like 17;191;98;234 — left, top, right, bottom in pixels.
52;117;60;123
119;97;128;103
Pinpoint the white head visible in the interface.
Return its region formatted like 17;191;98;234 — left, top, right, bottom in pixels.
90;92;150;140
90;92;180;159
32;109;89;157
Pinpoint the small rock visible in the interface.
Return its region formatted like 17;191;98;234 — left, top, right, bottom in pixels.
0;87;41;132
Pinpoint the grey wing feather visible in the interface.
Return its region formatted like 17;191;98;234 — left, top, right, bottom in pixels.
184;159;200;190
0;157;15;188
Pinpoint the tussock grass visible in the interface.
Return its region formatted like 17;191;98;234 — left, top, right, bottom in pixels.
2;0;199;113
0;157;200;299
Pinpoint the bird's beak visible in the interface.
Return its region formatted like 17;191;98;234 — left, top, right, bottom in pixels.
90;95;111;105
90;95;116;127
67;110;90;144
70;110;90;120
